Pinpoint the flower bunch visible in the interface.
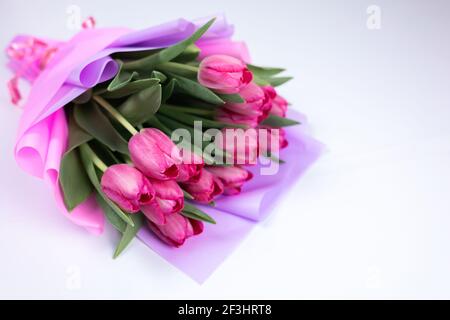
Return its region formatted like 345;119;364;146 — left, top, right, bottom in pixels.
57;18;300;256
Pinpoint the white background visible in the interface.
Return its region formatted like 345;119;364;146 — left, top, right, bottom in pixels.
1;0;450;299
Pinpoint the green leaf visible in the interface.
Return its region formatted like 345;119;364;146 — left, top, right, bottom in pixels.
160;104;215;117
161;78;177;103
182;203;216;224
252;74;271;86
157;62;198;79
78;144;134;227
74;102;129;154
113;214;144;258
247;64;292;87
96;194;126;233
173;44;200;63
247;64;285;77
218;93;245;103
264;153;286;164
158;106;244;128
102;78;160;99
60;149;93;211
172;74;224;105
122;19;216;71
116;84;162;125
59;112;93;211
72;90;93;104
151;71;167;83
261;115;300;127
66;109;92;152
107;61;140;91
145;115;173;136
182;189;194;200
89;140;121;166
268;76;293;87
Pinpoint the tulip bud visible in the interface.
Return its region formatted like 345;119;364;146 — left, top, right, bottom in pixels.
181;169;224;203
270;95;288;117
198;54;252;94
140;179;184;225
261;85;277;118
129;128;182;180
258;126;288;154
147;213;204;247
100;164;155;213
216;108;259;128
207;166;253;195
216;128;259;165
219;83;271;126
177;149;204;183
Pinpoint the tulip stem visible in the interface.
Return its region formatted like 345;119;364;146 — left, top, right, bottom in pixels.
93;95;138;135
81;143;108;172
92;154;108;172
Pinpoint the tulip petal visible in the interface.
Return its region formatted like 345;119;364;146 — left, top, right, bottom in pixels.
141;202;166;225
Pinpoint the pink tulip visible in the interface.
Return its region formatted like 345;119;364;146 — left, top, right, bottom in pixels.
262;86;277;99
100;164;155;213
219;83;271;126
147;212;204;247
270;95;288;117
129;128;182;180
177;149;204;183
258;126;288;154
181;169;224;203
216;128;259;165
216;108;259;128
198;54;252;94
207;166;253;195
141;179;184;225
261;85;277;116
197;39;251;63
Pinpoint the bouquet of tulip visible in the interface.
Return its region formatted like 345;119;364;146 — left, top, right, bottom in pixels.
6;16;322;281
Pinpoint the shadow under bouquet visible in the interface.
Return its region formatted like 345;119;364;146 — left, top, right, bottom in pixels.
6;16;322;282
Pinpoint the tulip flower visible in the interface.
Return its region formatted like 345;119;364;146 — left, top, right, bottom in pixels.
261;85;277;117
177;148;204;183
197;39;251;63
198;54;252;94
147;213;204;247
141;179;184;225
216;108;259;128
258;126;288;154
219;83;271;126
181;169;224;203
207;166;253;195
100;164;155;213
216;128;259;165
129;128;182;180
270;95;288;117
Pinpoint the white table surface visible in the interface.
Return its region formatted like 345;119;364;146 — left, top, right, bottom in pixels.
1;0;449;299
